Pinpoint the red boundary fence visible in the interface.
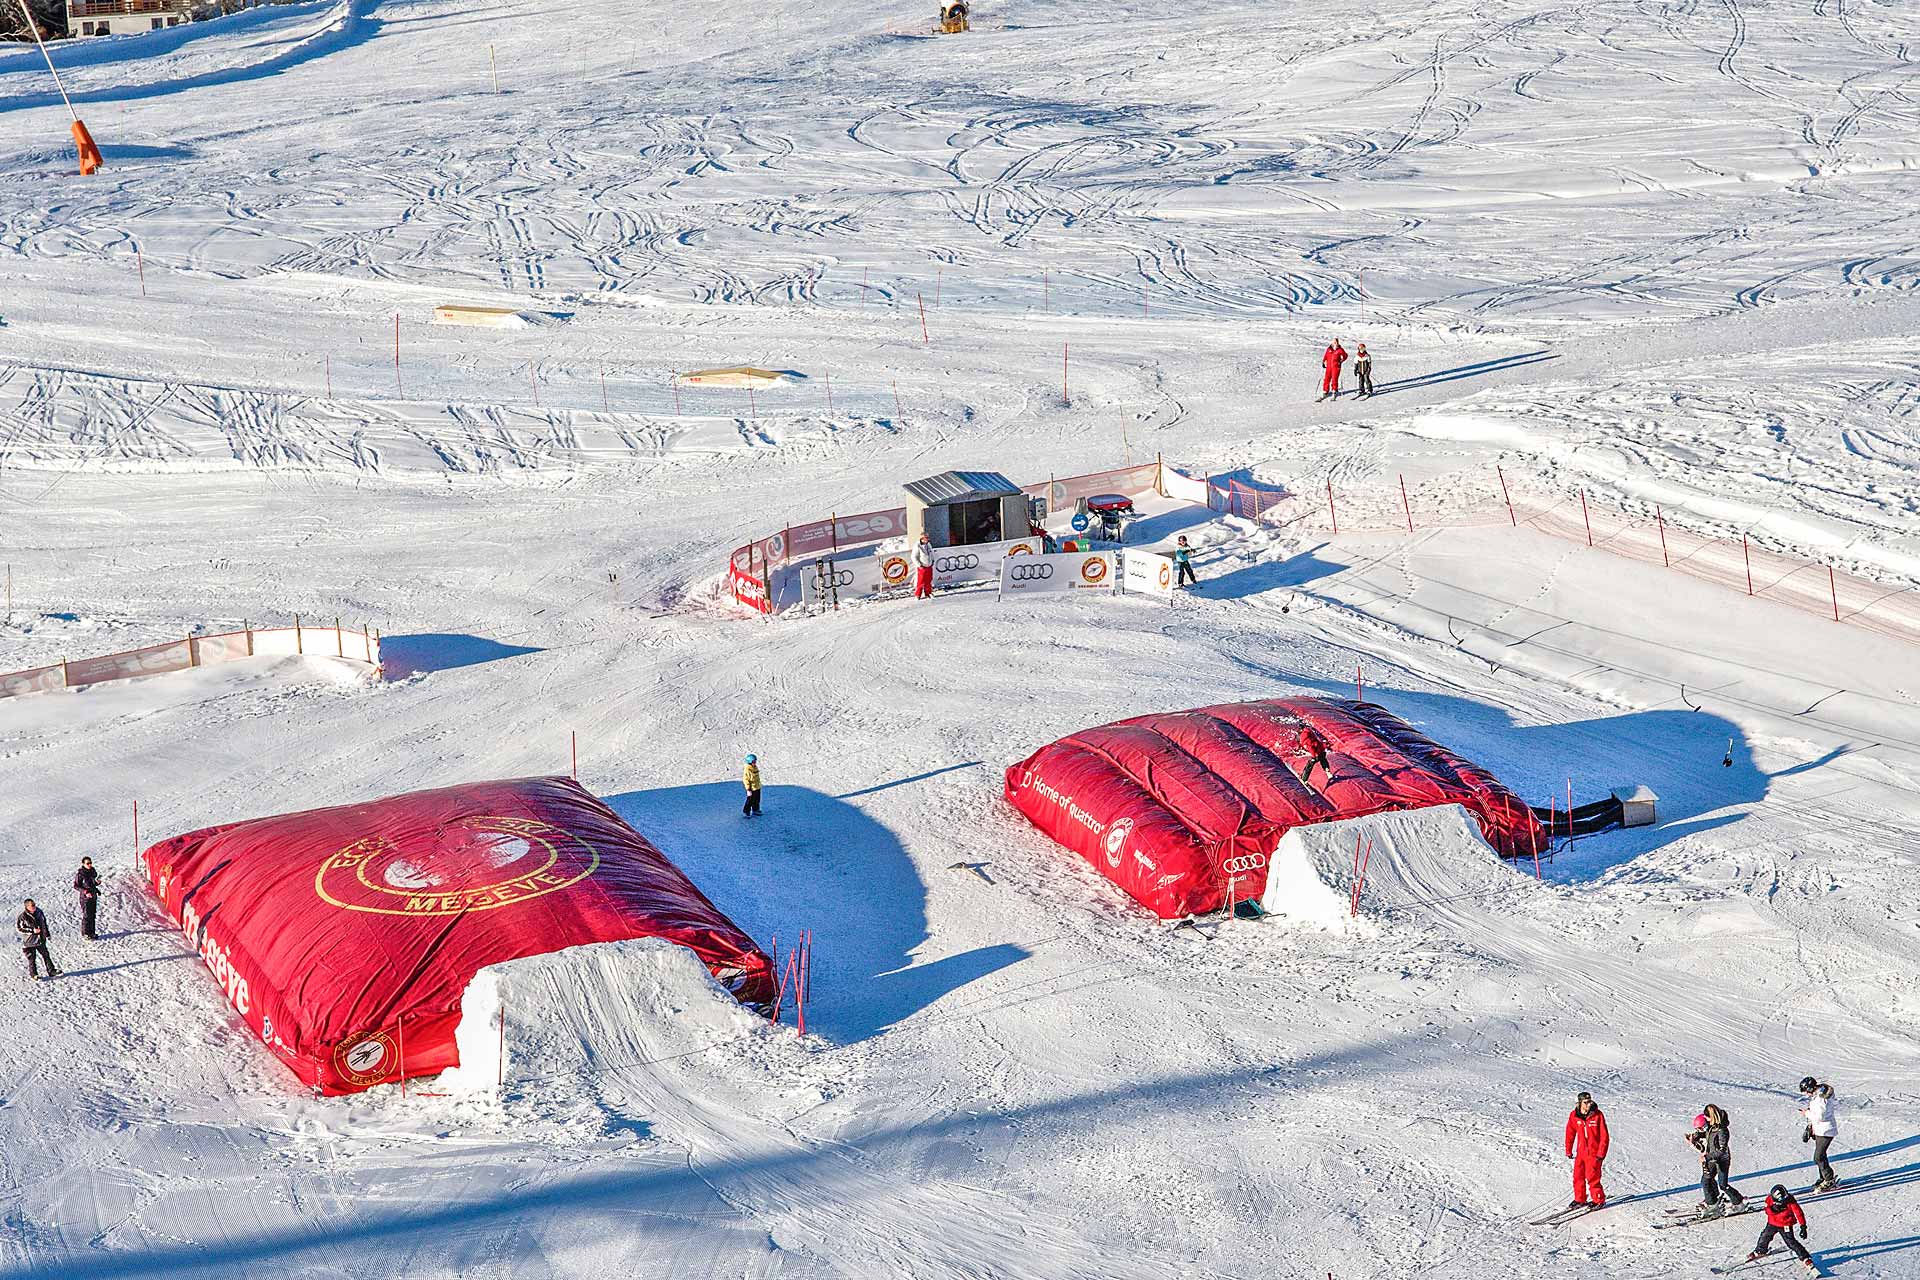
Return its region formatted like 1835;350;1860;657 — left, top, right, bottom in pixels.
0;620;383;701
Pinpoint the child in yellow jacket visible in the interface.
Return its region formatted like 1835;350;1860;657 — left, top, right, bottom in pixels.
742;754;762;817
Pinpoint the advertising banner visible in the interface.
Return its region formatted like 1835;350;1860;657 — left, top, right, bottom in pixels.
1121;550;1175;598
934;537;1040;588
999;551;1117;596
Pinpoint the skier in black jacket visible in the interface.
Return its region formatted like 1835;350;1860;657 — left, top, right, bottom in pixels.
74;858;101;941
17;899;59;980
1688;1105;1745;1211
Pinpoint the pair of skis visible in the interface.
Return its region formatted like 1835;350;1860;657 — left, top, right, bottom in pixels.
1655;1201;1765;1231
1710;1251;1823;1275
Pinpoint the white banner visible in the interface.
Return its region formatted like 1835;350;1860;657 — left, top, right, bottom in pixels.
935;537;1040;588
1121;550;1175;598
999;550;1117;596
799;538;1039;607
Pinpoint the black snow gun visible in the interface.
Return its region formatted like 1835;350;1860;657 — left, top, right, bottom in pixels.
1530;786;1657;839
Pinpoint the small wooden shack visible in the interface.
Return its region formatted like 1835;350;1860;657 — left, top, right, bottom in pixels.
903;470;1028;548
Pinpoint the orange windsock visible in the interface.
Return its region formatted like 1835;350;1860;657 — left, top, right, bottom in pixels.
71;119;103;175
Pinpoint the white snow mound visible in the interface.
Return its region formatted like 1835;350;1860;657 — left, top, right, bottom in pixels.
441;937;768;1093
1259;804;1515;930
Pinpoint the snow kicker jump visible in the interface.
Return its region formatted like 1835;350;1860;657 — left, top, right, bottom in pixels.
1004;698;1545;919
141;776;774;1094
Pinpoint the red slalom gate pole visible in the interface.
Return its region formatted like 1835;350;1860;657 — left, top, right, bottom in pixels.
1828;565;1839;621
1497;465;1515;526
1326;477;1338;534
1565;778;1573;846
672;371;682;415
325;355;332;399
1580;488;1593;546
1399;475;1413;533
1743;535;1754;595
917;293;929;344
1656;504;1670;566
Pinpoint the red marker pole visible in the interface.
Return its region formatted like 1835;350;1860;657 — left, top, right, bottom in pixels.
1399;475;1413;534
672;372;682;416
1656;504;1670;566
325;355;333;400
1580;489;1593;546
1828;565;1839;621
918;293;929;344
1743;536;1754;595
1497;465;1515;526
1326;478;1338;534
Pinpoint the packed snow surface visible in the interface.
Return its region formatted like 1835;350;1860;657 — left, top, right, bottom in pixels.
4;0;1920;1277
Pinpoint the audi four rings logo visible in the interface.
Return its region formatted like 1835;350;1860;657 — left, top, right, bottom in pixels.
816;567;854;588
935;553;980;572
1010;563;1055;582
1222;853;1267;873
1080;557;1109;584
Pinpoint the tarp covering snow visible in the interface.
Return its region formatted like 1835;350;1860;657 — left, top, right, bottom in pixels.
141;776;775;1095
1004;698;1546;919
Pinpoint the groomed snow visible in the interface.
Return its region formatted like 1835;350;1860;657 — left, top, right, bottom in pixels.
4;1;1920;1278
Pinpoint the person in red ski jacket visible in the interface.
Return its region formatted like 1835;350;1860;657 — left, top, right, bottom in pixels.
1296;724;1333;786
1565;1091;1610;1208
1748;1184;1814;1269
1319;341;1348;400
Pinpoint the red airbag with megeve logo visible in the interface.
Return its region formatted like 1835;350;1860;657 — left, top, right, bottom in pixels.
143;777;772;1094
1004;698;1545;919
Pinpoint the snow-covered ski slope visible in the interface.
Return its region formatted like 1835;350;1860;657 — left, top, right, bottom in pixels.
4;1;1920;1277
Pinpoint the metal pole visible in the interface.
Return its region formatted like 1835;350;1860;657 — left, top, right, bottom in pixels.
14;0;81;123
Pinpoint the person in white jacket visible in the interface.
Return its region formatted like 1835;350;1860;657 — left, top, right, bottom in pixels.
912;535;935;600
1797;1076;1840;1191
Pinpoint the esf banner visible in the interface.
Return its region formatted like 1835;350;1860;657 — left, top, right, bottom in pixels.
1000;551;1117;595
1121;549;1174;598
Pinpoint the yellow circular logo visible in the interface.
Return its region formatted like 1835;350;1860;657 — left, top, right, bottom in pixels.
1081;557;1109;584
882;555;911;586
315;815;599;916
1006;543;1033;556
334;1029;398;1087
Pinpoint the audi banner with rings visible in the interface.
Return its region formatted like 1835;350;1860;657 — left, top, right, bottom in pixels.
1120;549;1174;599
936;536;1040;588
999;550;1117;596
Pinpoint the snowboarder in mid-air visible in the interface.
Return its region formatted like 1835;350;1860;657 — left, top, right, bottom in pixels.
1173;536;1197;588
1688;1105;1745;1212
742;754;763;818
1798;1077;1841;1191
17;898;59;980
1353;344;1375;397
1318;340;1348;401
74;857;101;941
1565;1091;1610;1209
1746;1185;1816;1272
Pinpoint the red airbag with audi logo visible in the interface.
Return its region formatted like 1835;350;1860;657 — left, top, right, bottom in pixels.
1004;698;1546;918
142;776;773;1094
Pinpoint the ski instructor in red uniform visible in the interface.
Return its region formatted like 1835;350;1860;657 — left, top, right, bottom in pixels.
1319;340;1348;401
1565;1090;1610;1209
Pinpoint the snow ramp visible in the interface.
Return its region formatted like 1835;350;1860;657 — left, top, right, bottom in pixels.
1260;804;1516;930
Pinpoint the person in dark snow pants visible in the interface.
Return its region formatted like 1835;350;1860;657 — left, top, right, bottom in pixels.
17;899;59;980
1748;1185;1814;1268
1296;724;1333;786
1173;536;1197;588
74;858;101;941
1319;341;1348;400
1353;344;1375;397
1688;1105;1745;1210
1798;1077;1841;1190
742;755;762;818
1565;1091;1609;1208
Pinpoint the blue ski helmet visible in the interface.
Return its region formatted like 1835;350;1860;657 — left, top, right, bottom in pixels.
745;753;756;764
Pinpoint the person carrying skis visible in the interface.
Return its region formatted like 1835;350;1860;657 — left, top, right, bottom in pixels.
1319;340;1348;401
73;857;101;942
1798;1077;1840;1191
1746;1185;1815;1271
912;534;935;600
1353;344;1375;397
1296;722;1334;786
1565;1091;1609;1209
17;898;59;981
1173;536;1197;588
1688;1105;1745;1211
741;754;763;818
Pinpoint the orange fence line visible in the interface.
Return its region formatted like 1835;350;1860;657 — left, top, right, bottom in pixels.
0;618;383;701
